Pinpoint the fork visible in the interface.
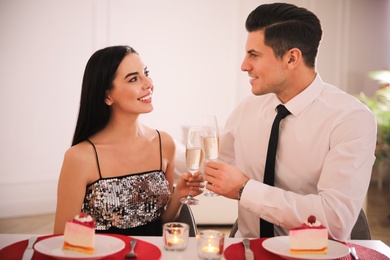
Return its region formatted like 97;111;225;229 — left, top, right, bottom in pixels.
125;239;137;258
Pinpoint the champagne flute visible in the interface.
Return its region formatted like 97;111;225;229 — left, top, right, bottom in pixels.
180;127;203;205
201;115;220;197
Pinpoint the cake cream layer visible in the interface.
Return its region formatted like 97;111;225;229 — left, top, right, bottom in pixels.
289;228;328;250
63;221;95;248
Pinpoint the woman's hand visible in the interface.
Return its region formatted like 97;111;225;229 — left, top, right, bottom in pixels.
175;172;204;198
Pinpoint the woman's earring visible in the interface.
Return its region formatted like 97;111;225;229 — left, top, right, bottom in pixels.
105;99;112;106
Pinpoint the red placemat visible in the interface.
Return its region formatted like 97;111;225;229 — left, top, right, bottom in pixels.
0;234;161;260
224;238;280;260
224;238;390;260
340;242;390;260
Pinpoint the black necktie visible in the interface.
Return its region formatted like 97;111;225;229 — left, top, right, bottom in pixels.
260;104;291;237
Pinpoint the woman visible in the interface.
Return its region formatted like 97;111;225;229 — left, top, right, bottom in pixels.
54;45;203;236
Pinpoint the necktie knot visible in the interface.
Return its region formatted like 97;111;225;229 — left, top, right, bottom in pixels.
276;104;291;119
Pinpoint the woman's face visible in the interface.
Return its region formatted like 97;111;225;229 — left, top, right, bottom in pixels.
106;53;154;115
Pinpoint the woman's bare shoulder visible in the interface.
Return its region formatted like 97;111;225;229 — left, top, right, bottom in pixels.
64;141;94;159
140;125;174;145
157;130;174;143
60;141;98;182
155;130;176;158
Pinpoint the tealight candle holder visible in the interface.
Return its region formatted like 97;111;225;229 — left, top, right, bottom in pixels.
163;222;189;251
197;229;225;260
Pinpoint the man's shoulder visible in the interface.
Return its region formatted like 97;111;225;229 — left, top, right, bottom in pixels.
321;84;372;111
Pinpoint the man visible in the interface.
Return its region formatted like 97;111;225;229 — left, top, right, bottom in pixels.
204;3;376;240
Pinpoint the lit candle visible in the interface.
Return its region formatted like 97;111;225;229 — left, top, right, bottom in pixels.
197;230;224;259
167;235;184;247
202;245;219;253
163;223;189;251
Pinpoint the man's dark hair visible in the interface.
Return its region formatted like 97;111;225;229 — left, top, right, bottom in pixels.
246;3;322;68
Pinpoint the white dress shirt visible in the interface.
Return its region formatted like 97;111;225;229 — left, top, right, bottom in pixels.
219;74;377;240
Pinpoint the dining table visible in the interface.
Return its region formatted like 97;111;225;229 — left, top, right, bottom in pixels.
0;233;389;259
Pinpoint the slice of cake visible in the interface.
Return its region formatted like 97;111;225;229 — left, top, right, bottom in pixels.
289;215;328;255
63;212;95;254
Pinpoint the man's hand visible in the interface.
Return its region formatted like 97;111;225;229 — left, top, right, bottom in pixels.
204;161;249;199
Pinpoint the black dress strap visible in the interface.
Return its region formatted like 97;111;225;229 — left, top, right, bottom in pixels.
86;139;103;179
155;130;162;171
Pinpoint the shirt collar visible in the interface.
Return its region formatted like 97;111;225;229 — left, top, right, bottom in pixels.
284;73;325;116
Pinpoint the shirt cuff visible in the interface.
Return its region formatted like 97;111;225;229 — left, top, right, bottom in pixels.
239;179;269;214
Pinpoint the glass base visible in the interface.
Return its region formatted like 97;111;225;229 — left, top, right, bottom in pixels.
203;191;219;197
180;196;200;205
164;247;187;251
198;256;222;260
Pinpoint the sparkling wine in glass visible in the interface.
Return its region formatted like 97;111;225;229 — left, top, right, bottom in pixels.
180;127;203;205
201;115;220;197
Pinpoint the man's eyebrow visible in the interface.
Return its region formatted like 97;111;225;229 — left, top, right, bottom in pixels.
124;72;138;79
247;49;259;55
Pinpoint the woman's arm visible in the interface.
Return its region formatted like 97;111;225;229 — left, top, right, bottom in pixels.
53;144;95;234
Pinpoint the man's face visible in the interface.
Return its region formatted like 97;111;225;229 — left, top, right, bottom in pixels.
241;30;288;96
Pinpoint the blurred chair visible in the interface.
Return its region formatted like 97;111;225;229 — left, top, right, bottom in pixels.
229;208;371;239
229;219;238;238
175;204;197;237
351;209;371;239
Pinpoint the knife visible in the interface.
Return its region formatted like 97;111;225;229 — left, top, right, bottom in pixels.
242;238;254;260
350;247;359;260
22;236;37;260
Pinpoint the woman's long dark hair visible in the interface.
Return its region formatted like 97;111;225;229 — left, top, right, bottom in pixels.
72;45;138;146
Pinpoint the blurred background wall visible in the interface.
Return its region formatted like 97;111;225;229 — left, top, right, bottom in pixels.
0;0;389;218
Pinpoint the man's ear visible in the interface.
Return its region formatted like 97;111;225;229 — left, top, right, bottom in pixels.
286;48;302;67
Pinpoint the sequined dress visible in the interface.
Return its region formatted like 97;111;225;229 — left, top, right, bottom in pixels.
82;130;171;236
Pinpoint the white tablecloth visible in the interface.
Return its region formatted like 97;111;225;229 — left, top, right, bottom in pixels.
1;234;389;259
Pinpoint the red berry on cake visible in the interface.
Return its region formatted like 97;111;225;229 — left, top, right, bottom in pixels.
79;212;87;218
307;215;316;224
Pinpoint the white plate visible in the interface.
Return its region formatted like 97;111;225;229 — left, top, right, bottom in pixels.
34;235;125;260
262;236;350;260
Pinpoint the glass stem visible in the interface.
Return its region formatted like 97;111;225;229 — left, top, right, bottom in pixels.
188;171;195;198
